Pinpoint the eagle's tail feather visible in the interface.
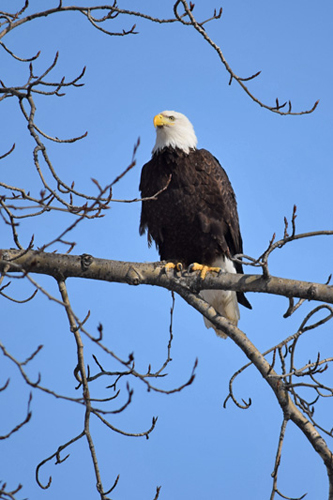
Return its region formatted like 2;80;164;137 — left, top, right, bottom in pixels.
200;289;240;339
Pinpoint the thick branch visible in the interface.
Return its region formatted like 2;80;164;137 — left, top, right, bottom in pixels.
0;249;332;305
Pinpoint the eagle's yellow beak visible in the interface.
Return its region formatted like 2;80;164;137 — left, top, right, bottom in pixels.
154;114;172;128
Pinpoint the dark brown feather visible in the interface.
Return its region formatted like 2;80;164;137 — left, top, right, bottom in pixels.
139;147;251;309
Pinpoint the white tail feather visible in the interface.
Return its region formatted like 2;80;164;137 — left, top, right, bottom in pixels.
200;257;239;339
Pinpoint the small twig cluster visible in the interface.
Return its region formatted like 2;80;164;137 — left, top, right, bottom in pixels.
233;206;333;283
0;481;23;500
0;47;115;249
270;305;333;430
173;0;319;116
268;306;333;499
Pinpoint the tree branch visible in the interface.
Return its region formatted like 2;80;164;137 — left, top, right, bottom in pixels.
171;285;333;495
0;249;332;305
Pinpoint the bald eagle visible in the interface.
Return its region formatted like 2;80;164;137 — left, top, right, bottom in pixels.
139;111;251;337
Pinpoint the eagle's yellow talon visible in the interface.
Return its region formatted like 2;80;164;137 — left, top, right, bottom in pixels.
164;262;183;273
190;262;221;280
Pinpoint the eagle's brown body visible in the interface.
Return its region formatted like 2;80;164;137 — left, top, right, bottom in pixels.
139;110;251;332
139;146;251;310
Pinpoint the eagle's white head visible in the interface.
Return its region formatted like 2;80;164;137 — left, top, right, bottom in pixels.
152;110;198;155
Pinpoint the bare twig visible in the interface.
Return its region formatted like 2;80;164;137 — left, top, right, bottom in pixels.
173;1;319;116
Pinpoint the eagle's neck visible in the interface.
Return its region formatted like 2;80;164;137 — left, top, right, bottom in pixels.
152;125;197;155
152;146;196;159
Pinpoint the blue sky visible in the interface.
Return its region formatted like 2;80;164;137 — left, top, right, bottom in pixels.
1;1;333;499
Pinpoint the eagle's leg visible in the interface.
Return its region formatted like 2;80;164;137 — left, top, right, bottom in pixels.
189;262;220;280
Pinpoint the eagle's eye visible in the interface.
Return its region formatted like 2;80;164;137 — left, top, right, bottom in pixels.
168;115;175;121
